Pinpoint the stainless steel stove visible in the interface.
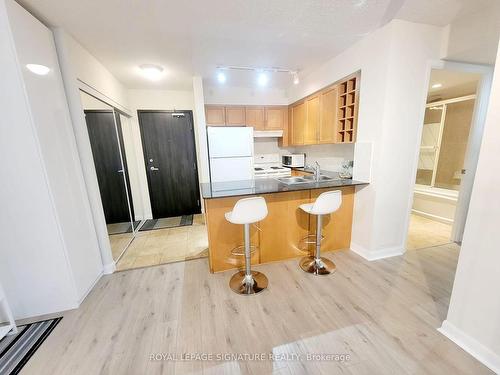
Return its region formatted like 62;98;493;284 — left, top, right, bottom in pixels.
253;154;291;179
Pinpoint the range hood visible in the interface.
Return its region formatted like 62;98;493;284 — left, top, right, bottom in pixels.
253;130;283;138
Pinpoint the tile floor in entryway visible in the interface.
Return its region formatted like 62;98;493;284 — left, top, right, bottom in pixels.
116;214;208;271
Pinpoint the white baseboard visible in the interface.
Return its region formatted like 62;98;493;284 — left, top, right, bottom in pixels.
350;243;405;261
412;209;453;225
103;261;116;274
78;271;102;305
438;320;500;374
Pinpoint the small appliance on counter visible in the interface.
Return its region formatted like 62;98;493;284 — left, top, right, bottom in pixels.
254;154;291;179
282;154;305;168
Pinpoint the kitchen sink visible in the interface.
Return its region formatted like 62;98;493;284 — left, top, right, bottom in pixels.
276;176;310;184
302;175;336;182
276;175;338;185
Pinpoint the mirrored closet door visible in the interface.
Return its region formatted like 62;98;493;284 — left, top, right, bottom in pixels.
80;90;138;261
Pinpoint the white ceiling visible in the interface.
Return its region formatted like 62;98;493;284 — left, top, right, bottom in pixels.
18;0;496;90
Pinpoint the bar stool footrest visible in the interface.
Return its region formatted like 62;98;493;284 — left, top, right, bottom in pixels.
231;245;258;257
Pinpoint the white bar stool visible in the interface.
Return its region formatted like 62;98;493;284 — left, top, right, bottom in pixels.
299;190;342;275
225;197;268;295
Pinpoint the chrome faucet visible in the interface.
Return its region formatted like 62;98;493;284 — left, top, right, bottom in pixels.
314;161;321;181
305;161;321;181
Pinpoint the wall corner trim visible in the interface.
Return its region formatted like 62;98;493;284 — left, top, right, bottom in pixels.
438;320;500;374
103;261;116;275
350;243;404;261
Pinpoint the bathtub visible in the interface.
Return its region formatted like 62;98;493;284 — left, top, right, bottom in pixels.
412;184;458;224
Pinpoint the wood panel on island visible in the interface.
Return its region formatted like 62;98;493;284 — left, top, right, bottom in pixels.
204;186;355;273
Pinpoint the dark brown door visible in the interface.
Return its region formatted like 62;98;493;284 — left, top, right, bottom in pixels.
85;110;133;223
138;110;201;218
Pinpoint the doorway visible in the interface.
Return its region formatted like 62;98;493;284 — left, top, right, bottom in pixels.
407;68;481;250
80;91;139;261
138;110;201;219
114;110;208;271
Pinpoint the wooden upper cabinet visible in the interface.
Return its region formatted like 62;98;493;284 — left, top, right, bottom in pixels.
319;86;338;143
265;107;286;130
304;96;319;144
205;106;225;126
245;107;265;130
225;106;246;126
291;101;306;145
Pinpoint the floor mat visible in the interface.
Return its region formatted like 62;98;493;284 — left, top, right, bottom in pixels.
107;221;141;235
139;215;193;231
0;317;62;375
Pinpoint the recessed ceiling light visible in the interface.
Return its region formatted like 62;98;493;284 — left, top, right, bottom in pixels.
431;83;443;89
257;71;269;86
217;71;227;84
26;64;50;75
139;64;164;81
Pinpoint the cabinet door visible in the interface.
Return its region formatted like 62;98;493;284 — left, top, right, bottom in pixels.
245;107;265;130
225;107;246;126
304;96;319;144
291;101;306;145
265;107;285;130
319;87;337;143
205;106;226;126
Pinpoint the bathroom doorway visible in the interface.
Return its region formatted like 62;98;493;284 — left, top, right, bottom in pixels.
407;67;484;250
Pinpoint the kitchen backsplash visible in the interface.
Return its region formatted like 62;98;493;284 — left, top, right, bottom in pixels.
253;138;355;172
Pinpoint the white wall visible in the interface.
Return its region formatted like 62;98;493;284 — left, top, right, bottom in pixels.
53;29;117;273
439;40;500;373
0;0;102;318
64;33;129;110
126;88;196;219
203;85;288;105
443;2;500;65
288;20;444;259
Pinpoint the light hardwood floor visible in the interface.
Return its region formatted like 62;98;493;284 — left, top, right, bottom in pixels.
116;214;208;271
406;214;452;250
20;244;491;375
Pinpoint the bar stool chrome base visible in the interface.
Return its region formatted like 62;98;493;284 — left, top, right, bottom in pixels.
299;256;336;276
229;271;268;295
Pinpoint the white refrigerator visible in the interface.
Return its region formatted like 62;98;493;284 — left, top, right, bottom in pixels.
207;127;254;183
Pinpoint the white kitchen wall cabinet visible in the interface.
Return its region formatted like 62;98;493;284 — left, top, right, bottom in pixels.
0;0;103;319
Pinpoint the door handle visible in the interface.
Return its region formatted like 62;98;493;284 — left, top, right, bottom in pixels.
150;166;159;171
117;169;124;173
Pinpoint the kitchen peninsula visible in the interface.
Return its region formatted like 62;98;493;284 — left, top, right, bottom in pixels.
201;176;368;272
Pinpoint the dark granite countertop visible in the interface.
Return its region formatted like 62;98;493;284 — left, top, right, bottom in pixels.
201;174;368;199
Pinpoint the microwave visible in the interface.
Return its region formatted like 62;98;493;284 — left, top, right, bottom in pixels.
282;154;305;168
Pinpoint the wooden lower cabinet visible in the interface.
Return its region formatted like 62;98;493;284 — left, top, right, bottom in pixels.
204;197;260;273
309;187;353;253
204;186;355;272
259;191;310;263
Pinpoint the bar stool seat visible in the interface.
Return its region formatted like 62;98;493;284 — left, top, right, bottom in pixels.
226;196;268;295
299;190;342;275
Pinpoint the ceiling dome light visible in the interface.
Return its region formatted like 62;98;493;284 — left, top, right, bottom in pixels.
292;71;300;85
257;71;269;86
26;64;50;75
431;83;443;89
217;71;227;84
139;64;164;81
